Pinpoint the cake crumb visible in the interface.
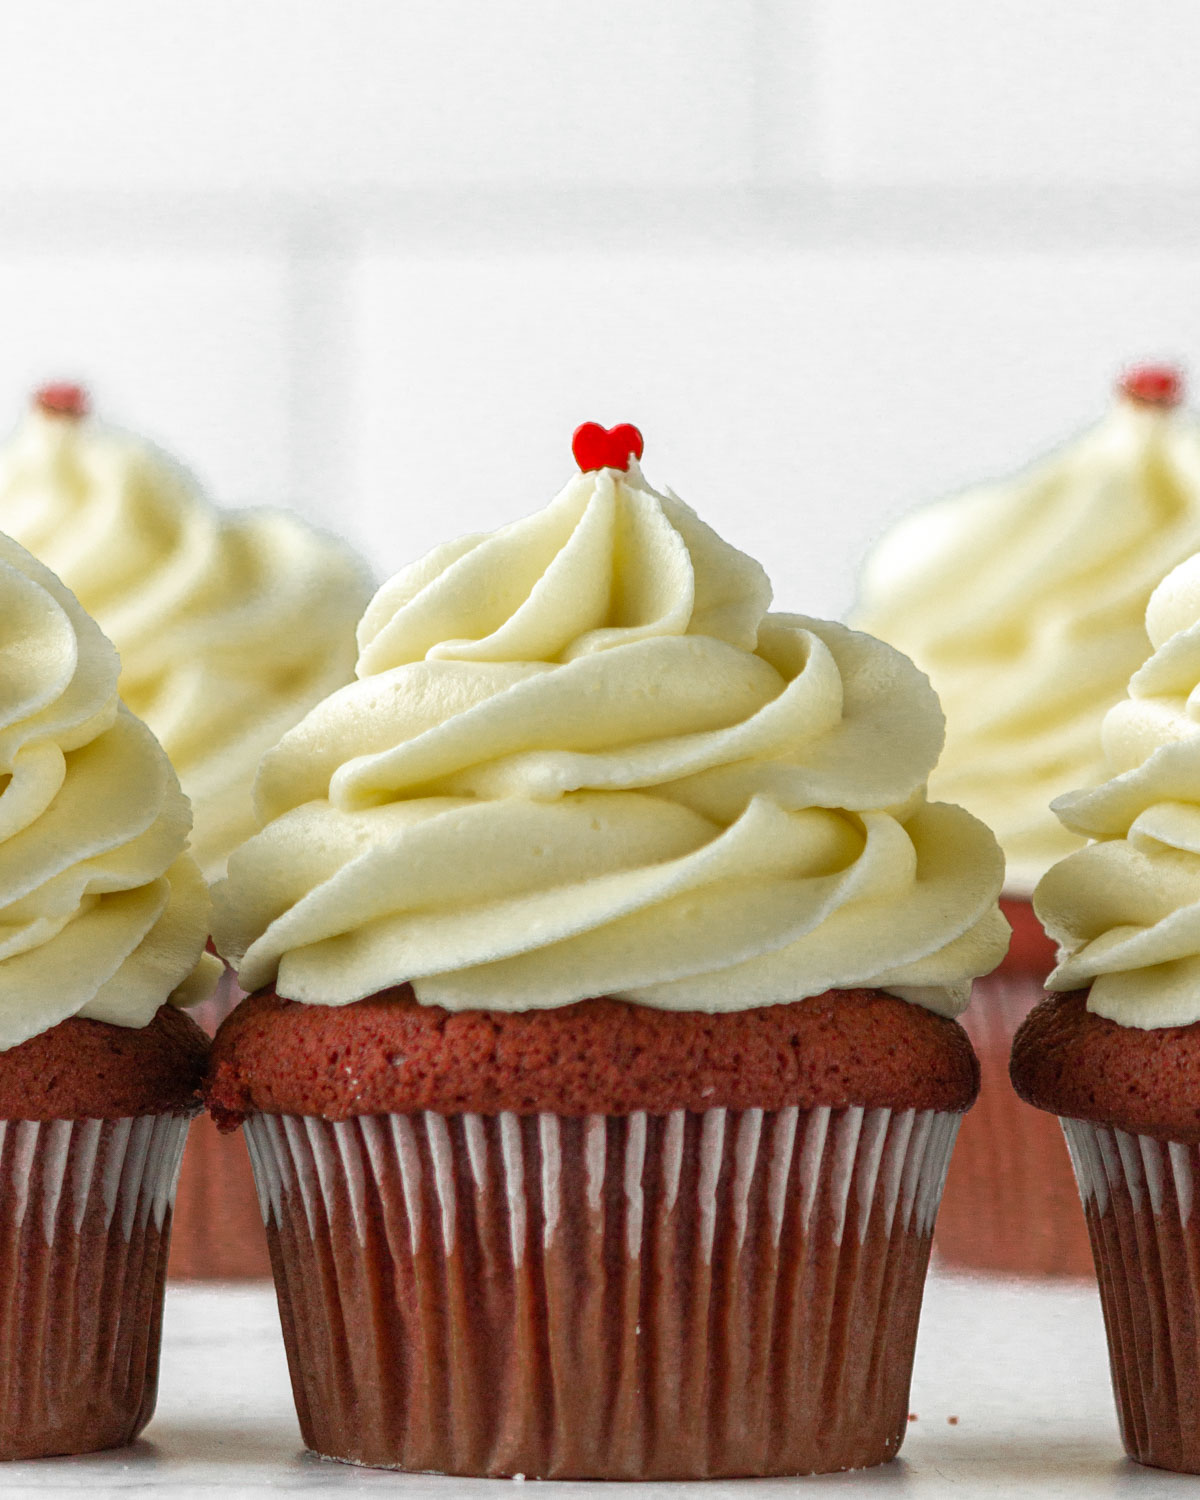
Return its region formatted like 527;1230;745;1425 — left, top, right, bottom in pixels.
947;1415;959;1426
907;1413;918;1423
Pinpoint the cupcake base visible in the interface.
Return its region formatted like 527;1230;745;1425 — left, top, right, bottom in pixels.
244;1103;959;1478
0;1113;190;1459
1062;1118;1200;1473
936;969;1092;1277
170;966;270;1280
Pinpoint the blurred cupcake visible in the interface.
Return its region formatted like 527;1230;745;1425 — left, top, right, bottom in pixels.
1013;549;1200;1471
0;531;214;1458
0;384;372;883
0;384;373;1280
857;365;1200;1275
209;423;1006;1478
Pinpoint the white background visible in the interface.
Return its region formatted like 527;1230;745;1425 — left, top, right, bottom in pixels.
4;3;1198;616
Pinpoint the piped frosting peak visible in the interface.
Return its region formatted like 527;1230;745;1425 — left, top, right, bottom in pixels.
215;452;1006;1018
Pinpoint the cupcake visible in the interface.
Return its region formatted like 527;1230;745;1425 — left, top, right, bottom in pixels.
1013;549;1200;1472
857;365;1200;1276
0;384;373;1280
0;530;215;1458
209;422;1007;1477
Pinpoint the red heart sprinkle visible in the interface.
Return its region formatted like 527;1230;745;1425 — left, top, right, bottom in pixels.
1119;365;1184;409
571;422;644;473
34;382;90;419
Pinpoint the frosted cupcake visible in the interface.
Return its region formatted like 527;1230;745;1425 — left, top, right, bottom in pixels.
0;385;373;1279
209;422;1006;1477
1013;548;1200;1471
857;366;1200;1275
0;530;215;1458
0;385;372;882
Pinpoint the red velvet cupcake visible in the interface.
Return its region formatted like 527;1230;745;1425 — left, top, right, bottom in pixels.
0;533;216;1458
212;426;1007;1477
856;367;1200;1277
0;1010;208;1458
0;383;371;1283
1012;550;1200;1472
212;987;977;1477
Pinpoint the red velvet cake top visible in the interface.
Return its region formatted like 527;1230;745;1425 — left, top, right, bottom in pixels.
1012;990;1200;1143
206;986;979;1127
0;1005;209;1121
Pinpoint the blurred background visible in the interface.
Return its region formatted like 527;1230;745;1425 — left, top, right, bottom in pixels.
3;1;1196;614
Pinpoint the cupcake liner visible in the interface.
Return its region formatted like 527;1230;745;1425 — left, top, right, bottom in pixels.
1062;1117;1200;1473
0;1112;191;1459
244;1103;960;1478
171;965;270;1280
936;970;1092;1276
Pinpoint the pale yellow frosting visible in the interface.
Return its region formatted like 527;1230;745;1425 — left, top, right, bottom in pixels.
855;393;1200;894
1038;551;1200;1027
0;404;372;879
0;531;217;1049
214;460;1007;1017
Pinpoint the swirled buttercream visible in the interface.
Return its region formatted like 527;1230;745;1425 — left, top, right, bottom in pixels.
0;531;217;1049
214;459;1007;1017
855;387;1200;893
0;400;373;878
1037;551;1200;1027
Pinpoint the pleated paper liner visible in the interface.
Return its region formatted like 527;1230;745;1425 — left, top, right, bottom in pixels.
171;965;270;1280
244;1102;960;1478
0;1112;191;1459
937;970;1092;1277
1062;1118;1200;1473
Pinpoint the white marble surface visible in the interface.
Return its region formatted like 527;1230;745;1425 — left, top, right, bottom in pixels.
2;1269;1194;1498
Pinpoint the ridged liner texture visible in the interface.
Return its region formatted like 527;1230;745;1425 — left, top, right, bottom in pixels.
171;967;269;1280
244;1103;960;1478
0;1112;190;1459
1062;1118;1200;1473
938;972;1092;1276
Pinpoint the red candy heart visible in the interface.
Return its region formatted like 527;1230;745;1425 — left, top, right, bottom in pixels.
34;382;90;418
571;421;644;473
1119;364;1184;409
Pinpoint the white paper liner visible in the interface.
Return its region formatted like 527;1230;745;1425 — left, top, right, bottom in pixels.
0;1112;191;1459
1060;1116;1200;1472
245;1104;960;1478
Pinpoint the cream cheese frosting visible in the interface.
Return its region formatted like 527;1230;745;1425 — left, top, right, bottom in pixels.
214;457;1007;1018
1037;551;1200;1028
0;531;217;1050
0;398;373;879
855;382;1200;894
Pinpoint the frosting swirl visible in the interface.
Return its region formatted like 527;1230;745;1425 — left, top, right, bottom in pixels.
855;390;1200;893
0;532;216;1049
0;402;372;878
1038;551;1200;1027
214;461;1006;1017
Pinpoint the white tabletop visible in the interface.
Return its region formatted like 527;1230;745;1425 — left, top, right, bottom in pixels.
4;1269;1193;1498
